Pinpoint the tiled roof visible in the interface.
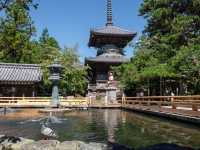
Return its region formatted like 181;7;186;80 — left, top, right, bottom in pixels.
91;25;136;36
88;25;136;48
85;53;129;64
0;63;42;83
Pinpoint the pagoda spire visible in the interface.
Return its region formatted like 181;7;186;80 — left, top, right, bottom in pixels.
106;0;113;26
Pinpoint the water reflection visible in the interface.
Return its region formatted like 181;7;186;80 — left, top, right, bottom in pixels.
104;109;120;142
18;112;67;125
0;109;199;149
115;111;200;149
0;107;17;115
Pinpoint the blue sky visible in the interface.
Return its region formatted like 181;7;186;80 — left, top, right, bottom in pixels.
30;0;146;62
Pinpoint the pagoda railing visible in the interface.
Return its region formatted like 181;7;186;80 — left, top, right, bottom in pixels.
88;80;119;90
88;84;97;90
88;83;108;90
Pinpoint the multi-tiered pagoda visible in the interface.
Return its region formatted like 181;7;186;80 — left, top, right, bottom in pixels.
85;0;136;103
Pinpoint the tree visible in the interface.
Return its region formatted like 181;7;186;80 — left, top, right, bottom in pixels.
36;28;61;64
0;0;37;63
0;1;87;96
138;0;200;95
115;0;200;95
170;44;200;94
33;28;61;95
60;46;87;96
0;0;38;12
35;30;87;96
39;28;60;49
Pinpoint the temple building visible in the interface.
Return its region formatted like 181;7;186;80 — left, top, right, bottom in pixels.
85;0;136;102
0;63;42;97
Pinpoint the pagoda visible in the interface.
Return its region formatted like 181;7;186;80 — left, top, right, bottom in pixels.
85;0;136;103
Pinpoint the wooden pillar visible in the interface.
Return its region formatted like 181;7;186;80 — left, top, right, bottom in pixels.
192;104;198;111
148;79;150;96
160;77;162;96
171;97;176;109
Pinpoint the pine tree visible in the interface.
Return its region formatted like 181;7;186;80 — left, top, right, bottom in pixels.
0;0;37;63
115;0;200;95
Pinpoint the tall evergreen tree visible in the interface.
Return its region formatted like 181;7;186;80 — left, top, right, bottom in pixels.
0;0;37;63
115;0;200;95
0;0;38;12
36;28;61;64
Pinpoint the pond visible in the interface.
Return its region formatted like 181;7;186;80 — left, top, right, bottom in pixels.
0;109;199;149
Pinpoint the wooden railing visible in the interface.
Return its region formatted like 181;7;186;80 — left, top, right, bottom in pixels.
60;97;88;106
1;96;200;111
0;97;88;107
122;96;200;111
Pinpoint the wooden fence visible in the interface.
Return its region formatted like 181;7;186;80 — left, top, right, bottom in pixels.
0;97;88;107
122;96;200;111
0;96;200;111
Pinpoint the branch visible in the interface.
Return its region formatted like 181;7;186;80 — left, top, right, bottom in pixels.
0;0;12;12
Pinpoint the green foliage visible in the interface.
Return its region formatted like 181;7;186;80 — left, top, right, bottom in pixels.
115;0;200;95
0;1;87;96
39;28;60;49
170;44;200;94
0;0;37;63
60;46;88;96
35;30;87;96
0;0;38;12
30;28;61;95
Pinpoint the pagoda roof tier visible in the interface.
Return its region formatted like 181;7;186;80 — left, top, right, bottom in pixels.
89;25;136;48
85;53;129;64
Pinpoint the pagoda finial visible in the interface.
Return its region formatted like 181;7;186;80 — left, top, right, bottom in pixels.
106;0;113;26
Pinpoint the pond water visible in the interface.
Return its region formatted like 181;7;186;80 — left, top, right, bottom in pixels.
0;109;199;149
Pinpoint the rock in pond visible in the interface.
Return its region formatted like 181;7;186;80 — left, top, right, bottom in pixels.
57;141;107;150
0;136;107;150
0;136;195;150
21;140;60;150
0;135;34;150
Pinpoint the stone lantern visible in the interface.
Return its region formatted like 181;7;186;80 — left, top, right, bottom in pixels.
49;60;62;107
